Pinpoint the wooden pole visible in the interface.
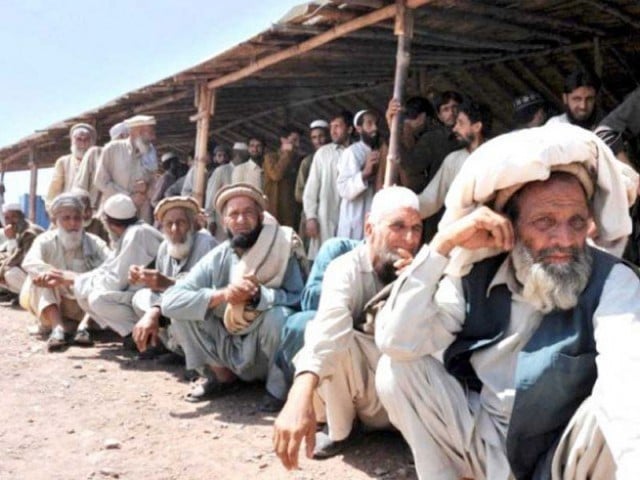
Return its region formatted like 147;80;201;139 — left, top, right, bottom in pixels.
384;0;414;187
192;85;215;207
28;148;37;223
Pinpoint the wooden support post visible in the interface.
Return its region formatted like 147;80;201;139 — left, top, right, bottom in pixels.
192;85;215;207
384;0;414;187
28;148;37;223
593;37;603;77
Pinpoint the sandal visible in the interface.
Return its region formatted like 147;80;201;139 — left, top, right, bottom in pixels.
47;326;68;352
73;327;93;346
184;377;241;403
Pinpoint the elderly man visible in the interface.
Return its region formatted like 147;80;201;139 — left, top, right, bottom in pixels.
0;204;44;299
547;68;602;130
375;125;639;480
95;115;158;224
162;183;306;410
74;194;163;343
70;188;109;242
273;187;423;467
130;196;217;356
303;111;353;259
46;123;97;209
21;194;109;350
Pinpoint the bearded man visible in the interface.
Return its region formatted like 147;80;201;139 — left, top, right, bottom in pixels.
129;196;217;356
273;187;423;467
21;193;109;351
162;183;306;411
71;188;109;242
375;125;640;480
546;68;602;131
46;123;97;210
74;194;163;344
95;115;158;224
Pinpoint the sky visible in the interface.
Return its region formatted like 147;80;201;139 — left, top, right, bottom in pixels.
0;0;304;204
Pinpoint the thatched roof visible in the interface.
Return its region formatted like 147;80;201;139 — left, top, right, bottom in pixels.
2;0;639;171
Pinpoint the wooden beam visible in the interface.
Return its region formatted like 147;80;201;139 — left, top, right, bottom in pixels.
133;91;190;114
509;60;563;110
206;0;432;90
580;0;640;30
29;148;37;223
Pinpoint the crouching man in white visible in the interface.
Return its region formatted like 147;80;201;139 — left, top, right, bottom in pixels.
21;193;109;350
273;187;423;468
130;196;217;356
375;125;640;480
74;194;163;344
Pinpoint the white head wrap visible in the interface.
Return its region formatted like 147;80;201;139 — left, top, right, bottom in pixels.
309;119;329;130
233;142;248;151
69;123;96;140
369;186;420;224
353;109;371;127
109;122;129;140
50;193;84;215
2;203;22;214
440;124;636;275
103;194;137;220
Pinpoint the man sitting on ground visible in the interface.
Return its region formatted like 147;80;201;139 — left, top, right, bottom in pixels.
21;193;109;350
130;196;218;357
375;125;640;479
162;183;306;411
273;187;423;466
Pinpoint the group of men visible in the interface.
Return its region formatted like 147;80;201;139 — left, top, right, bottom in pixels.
1;64;639;478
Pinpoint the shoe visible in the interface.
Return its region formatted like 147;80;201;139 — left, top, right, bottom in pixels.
136;344;169;360
73;328;93;346
258;392;285;413
312;428;360;459
47;326;68;352
156;351;185;366
122;334;138;352
184;377;241;403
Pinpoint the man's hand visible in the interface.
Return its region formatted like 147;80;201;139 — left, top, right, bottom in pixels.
385;98;402;129
273;373;318;470
139;269;174;292
128;265;144;285
393;248;415;275
431;206;514;257
305;219;320;239
224;277;259;305
361;151;380;181
4;224;15;239
132;307;161;352
33;269;70;288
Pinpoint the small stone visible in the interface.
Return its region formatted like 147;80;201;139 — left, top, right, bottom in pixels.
27;418;34;424
67;428;75;434
212;434;221;440
258;462;268;469
73;363;83;369
98;367;107;373
99;467;119;478
103;439;121;450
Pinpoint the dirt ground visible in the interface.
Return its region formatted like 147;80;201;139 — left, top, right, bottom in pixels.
0;303;416;480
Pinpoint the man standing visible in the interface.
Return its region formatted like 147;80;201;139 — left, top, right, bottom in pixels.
95;115;158;224
546;68;602;130
247;136;265;167
151;152;189;209
273;187;423;466
263;126;304;228
46;123;97;209
303;111;353;259
130;196;217;356
512;91;547;129
162;184;305;410
74;194;163;343
233;138;264;190
336;109;381;240
21;194;109;350
375;125;639;479
180;140;216;198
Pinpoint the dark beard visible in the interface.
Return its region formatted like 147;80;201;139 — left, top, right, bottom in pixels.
566;106;597;129
373;250;401;285
227;224;263;250
361;131;380;149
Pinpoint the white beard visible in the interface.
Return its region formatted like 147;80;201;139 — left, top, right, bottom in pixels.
167;231;194;260
70;144;86;159
134;136;150;154
511;241;592;313
58;229;83;251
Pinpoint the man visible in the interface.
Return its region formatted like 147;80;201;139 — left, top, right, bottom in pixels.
375;125;639;479
162;183;306;410
70;187;109;243
46;123;97;210
180;141;217;198
295;120;329;206
273;187;423;466
418;100;492;241
303;111;353;259
0;204;44;299
233;138;264;190
73;121;129;212
151;152;189;209
130;196;217;357
336;109;381;240
21;194;109;350
595;86;640;164
264;126;304;228
74;194;163;343
248;135;265;167
512;91;547;129
95;114;158;224
546;68;602;130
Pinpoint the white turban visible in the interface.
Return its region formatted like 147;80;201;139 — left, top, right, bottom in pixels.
309;119;329;130
124;115;156;128
233;142;248;151
50;193;84;215
109;122;129;140
369;186;420;223
2;203;22;214
440;124;636;275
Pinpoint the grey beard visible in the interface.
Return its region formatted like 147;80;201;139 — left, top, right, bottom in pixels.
70;144;86;159
134;136;150;154
511;241;593;313
167;231;194;260
58;229;83;251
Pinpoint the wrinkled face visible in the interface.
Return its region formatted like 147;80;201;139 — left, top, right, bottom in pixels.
452;112;479;147
438;99;459;127
248;139;263;158
161;207;192;245
309;128;328;150
132;125;156;145
330;117;351;145
563;86;597;122
56;206;83;233
4;210;23;227
71;131;93;157
223;196;262;236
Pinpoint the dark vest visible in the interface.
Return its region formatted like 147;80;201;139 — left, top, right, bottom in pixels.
443;247;620;480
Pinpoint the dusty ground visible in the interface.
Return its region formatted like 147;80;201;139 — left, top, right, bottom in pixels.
0;303;416;480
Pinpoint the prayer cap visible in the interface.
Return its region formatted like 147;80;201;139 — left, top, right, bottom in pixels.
50;193;84;215
353;109;372;127
233;142;248;151
512;92;545;113
124;115;156;128
109;122;129;140
154;196;200;222
215;183;267;215
103;194;137;220
369;186;420;224
2;203;22;214
161;152;179;164
309;119;329;130
69;123;96;139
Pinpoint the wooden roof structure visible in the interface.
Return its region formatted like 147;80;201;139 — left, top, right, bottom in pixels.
2;0;639;173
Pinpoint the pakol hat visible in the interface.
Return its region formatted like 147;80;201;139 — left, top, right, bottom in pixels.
154;196;200;222
124;115;156;128
214;183;267;216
